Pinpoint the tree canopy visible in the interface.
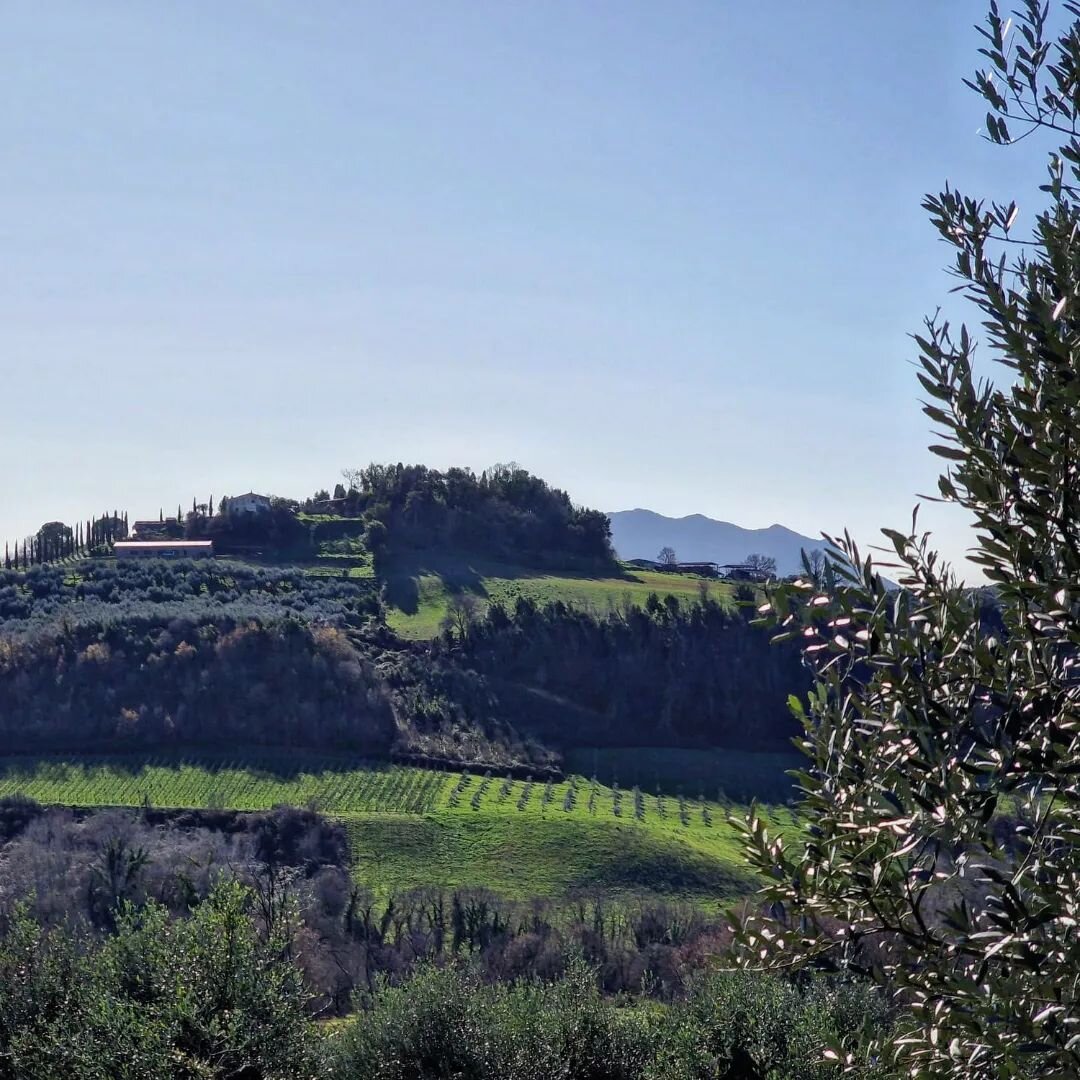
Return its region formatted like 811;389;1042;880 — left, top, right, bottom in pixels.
319;462;616;570
733;3;1080;1075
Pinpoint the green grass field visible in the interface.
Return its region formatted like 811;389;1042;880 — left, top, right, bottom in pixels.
0;752;783;903
383;556;735;639
304;558;376;580
346;770;770;901
0;753;444;813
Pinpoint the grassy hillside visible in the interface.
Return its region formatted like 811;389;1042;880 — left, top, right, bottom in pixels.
344;768;772;900
0;751;779;903
345;811;753;902
381;552;734;639
0;752;443;813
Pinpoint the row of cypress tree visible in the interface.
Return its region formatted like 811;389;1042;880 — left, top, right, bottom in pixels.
3;511;129;571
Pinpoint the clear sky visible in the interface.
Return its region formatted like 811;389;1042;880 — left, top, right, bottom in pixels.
0;2;1049;573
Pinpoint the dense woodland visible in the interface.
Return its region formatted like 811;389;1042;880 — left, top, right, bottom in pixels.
0;559;802;764
445;591;806;751
0;798;886;1078
0;561;526;763
0;615;400;753
309;462;616;569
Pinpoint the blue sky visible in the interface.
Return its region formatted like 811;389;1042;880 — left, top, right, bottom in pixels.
0;2;1048;573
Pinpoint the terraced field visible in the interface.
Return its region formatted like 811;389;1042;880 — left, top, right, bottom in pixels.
0;752;782;903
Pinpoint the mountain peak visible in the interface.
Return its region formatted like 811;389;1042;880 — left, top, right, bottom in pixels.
607;509;824;574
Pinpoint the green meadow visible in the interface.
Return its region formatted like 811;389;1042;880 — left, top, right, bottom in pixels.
0;752;786;903
345;769;773;901
382;555;735;639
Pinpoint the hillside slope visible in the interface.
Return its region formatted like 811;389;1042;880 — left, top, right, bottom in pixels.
0;750;772;903
608;509;825;573
379;551;733;638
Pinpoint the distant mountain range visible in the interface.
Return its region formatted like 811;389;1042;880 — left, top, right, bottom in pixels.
607;509;826;575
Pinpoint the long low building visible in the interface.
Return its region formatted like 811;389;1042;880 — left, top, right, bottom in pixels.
114;540;214;560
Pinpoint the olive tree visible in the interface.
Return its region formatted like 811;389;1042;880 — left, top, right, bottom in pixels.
732;3;1080;1076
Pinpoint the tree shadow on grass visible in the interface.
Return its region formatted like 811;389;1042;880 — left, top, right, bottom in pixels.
380;549;640;616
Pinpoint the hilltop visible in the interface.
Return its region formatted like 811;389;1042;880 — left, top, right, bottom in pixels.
608;508;825;574
0;463;811;911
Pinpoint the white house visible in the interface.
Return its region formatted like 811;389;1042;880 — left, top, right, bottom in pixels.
115;540;214;560
224;492;272;515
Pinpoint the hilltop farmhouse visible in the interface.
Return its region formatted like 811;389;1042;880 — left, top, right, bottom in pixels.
223;492;271;515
